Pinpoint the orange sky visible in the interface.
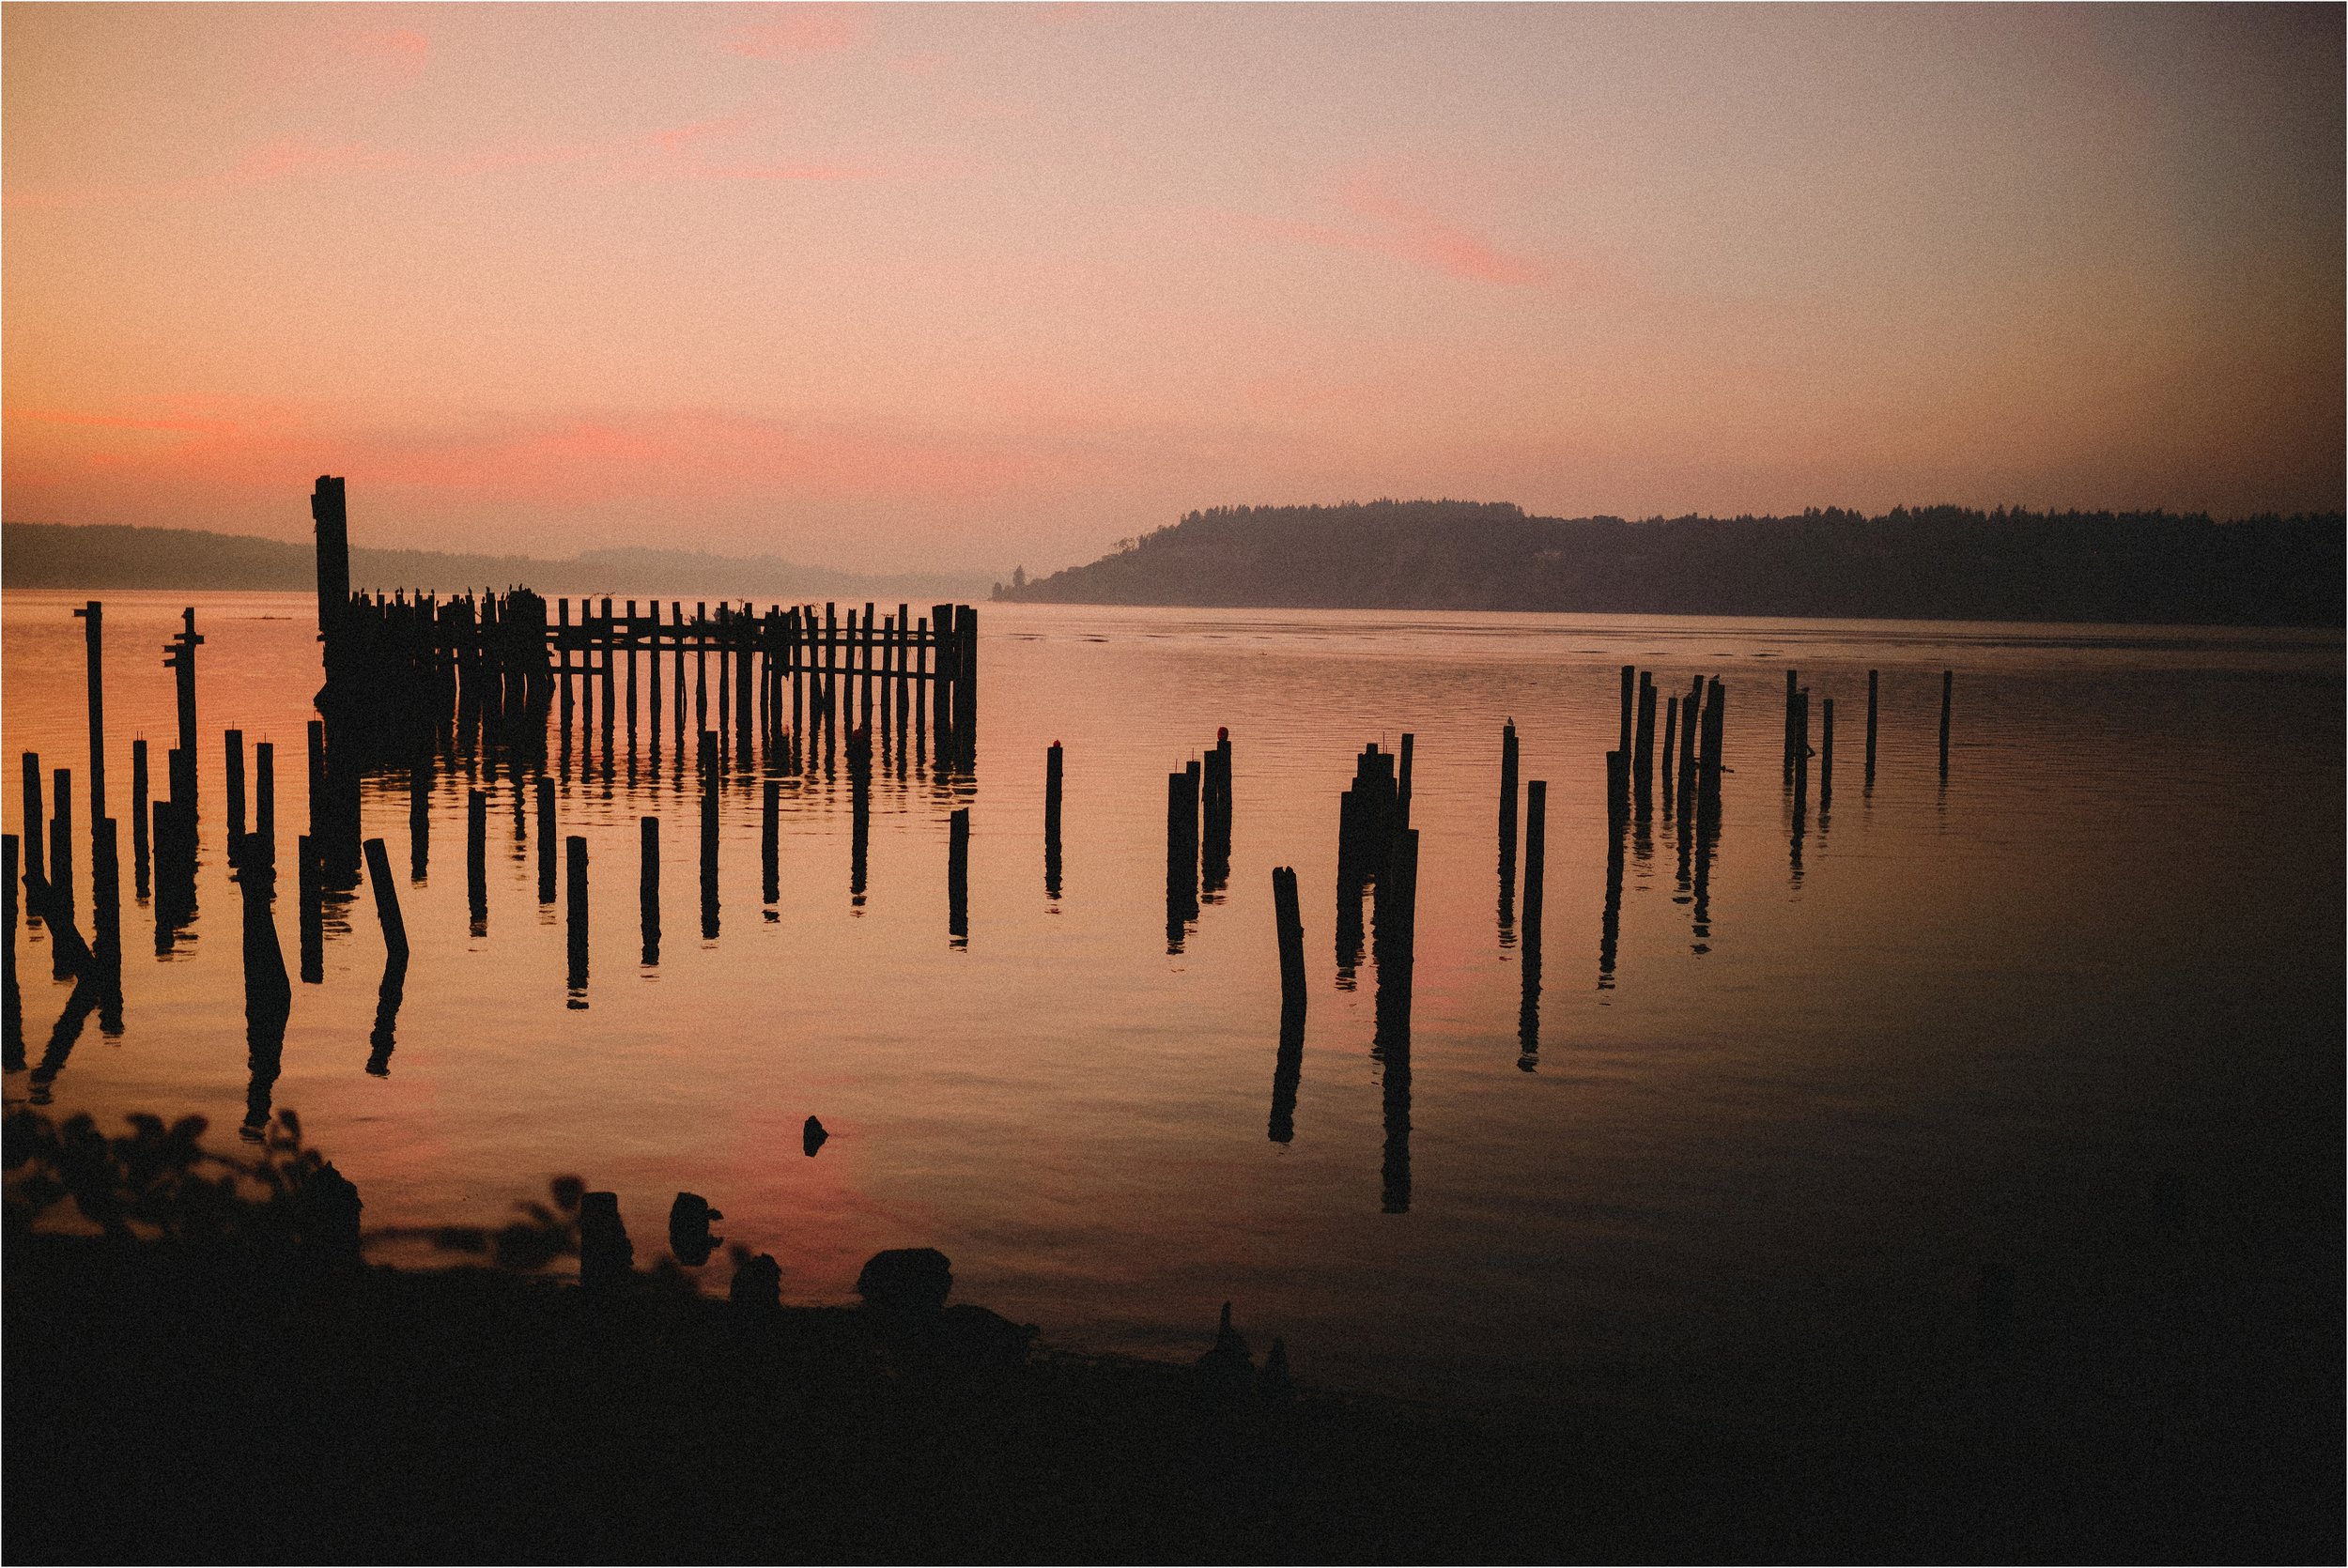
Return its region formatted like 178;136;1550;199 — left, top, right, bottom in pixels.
4;3;2340;574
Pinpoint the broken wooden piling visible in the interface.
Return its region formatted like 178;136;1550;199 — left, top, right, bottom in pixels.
565;836;589;1001
1865;669;1879;787
948;807;969;945
535;777;556;904
1043;741;1064;897
1272;864;1306;1011
73;601;106;823
363;837;409;961
641;815;661;965
1939;669;1954;779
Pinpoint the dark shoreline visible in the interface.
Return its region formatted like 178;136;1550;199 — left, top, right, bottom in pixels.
8;1227;2338;1564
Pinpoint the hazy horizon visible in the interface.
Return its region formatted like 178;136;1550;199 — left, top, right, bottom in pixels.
6;4;2340;576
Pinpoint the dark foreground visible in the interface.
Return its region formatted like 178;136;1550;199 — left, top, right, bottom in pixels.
8;1228;2340;1566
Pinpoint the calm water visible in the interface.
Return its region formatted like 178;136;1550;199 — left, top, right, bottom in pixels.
5;590;2340;1423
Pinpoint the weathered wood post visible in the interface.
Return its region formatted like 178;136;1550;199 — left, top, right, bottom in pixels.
467;788;488;933
699;730;719;940
565;835;589;1002
1518;773;1546;1068
1865;669;1879;788
312;476;350;685
1783;667;1800;784
535;777;556;904
296;833;323;984
73;601;106;824
1820;697;1835;811
948;806;969;945
1618;664;1635;761
1939;669;1954;779
168;609;202;808
762;779;780;907
1398;731;1414;822
254;742;275;869
641;815;661;966
225;730;247;847
1660;695;1678;821
49;770;74;979
363;837;409;961
1497;720;1520;888
1044;742;1063;899
2;835;18;1068
1272;864;1307;1011
1633;672;1657;818
21;753;44;920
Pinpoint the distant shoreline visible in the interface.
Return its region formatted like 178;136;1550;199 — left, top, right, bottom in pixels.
0;520;993;604
993;500;2347;629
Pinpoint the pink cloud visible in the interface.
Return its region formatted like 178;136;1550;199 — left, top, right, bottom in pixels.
1235;174;1583;291
348;28;430;82
726;8;859;57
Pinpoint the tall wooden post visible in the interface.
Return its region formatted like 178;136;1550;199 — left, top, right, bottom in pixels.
1939;669;1954;779
73;601;105;823
312;476;350;679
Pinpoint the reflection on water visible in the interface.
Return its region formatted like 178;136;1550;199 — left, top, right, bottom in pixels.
1;591;2340;1420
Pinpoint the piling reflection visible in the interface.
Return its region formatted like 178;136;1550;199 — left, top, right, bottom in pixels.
236;830;292;1138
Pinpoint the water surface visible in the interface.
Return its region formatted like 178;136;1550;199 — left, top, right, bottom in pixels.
5;590;2340;1425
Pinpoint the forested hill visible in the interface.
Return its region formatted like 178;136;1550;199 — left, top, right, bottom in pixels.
992;500;2345;626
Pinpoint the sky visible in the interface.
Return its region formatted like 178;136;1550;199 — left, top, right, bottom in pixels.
4;3;2340;575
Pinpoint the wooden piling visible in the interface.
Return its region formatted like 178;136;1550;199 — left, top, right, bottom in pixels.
467;788;488;930
1398;732;1414;822
1791;689;1810;811
535;777;556;904
1618;664;1635;759
1604;750;1628;828
1633;673;1657;817
225;730;247;845
131;741;148;899
1273;864;1307;1008
762;779;780;906
1044;742;1063;898
948;807;969;944
254;743;274;865
1661;695;1678;819
1939;669;1953;779
1784;668;1800;783
168;609;201;806
565;836;589;997
49;770;74;976
296;834;323;984
73;600;106;822
3;835;18;1068
1865;669;1879;787
21;753;44;913
1498;721;1520;857
363;838;409;961
1821;697;1835;809
641;815;661;965
1522;780;1547;950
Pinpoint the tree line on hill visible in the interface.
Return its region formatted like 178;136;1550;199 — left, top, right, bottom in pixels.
990;500;2345;626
